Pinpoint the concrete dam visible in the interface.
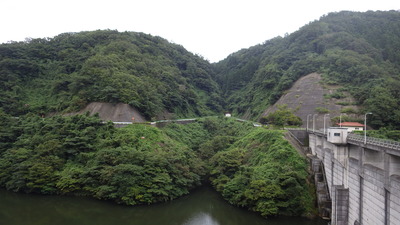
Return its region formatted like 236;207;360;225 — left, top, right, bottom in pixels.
289;128;400;225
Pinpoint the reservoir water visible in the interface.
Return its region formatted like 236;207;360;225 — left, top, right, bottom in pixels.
0;186;327;225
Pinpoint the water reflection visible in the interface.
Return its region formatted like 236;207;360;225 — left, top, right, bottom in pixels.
183;212;219;225
0;186;327;225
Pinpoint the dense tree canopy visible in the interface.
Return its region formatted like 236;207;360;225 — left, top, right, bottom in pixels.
1;11;400;128
209;128;314;217
0;30;223;119
1;10;400;220
214;10;400;129
0;113;314;217
259;104;302;128
0;113;205;203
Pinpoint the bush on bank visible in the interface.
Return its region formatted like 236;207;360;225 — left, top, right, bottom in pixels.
0;113;315;217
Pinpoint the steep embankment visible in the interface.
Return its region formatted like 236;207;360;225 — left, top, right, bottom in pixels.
65;102;147;122
262;73;359;129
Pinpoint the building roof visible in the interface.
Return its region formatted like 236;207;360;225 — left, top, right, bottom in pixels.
337;122;364;127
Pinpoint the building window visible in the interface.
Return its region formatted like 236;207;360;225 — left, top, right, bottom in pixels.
334;133;341;137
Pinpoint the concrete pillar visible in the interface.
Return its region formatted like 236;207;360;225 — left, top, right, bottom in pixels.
309;134;316;155
359;176;364;224
334;186;349;225
389;176;400;225
362;165;385;224
384;154;390;225
348;158;361;225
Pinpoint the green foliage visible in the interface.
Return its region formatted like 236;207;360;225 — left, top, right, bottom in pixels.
340;107;358;114
0;114;204;204
4;9;400;217
260;104;302;127
336;101;354;106
213;11;400;128
314;107;329;114
209;129;314;217
0;115;316;218
0;109;18;152
330;115;361;125
0;30;222;119
354;128;400;142
2;11;400;128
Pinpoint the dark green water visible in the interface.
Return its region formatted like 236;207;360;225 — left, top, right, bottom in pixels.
0;186;327;225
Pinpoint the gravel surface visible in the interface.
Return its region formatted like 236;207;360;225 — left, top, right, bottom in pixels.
71;102;146;122
261;73;359;129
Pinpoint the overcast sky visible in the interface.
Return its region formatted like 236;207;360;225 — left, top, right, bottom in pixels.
1;0;398;62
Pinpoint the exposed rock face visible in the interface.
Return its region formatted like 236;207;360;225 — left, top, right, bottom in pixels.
70;102;146;122
261;73;359;130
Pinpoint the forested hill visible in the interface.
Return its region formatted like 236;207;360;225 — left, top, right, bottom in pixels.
214;10;400;129
0;30;223;119
1;11;400;128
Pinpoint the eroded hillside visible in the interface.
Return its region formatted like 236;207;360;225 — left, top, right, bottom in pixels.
261;73;359;129
214;10;400;129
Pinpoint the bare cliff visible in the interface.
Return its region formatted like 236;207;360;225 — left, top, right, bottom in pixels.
67;102;146;122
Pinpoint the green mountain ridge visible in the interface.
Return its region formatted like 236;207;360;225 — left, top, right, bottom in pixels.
0;30;222;120
1;10;400;128
214;10;400;129
2;10;400;218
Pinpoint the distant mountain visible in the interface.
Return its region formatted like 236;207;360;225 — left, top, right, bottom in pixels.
1;11;400;129
213;10;400;129
0;30;223;120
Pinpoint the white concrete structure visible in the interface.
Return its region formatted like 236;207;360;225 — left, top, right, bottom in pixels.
327;127;348;144
308;131;400;225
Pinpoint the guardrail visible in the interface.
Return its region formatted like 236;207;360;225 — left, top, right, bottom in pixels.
110;117;264;127
284;128;306;130
347;133;400;151
112;122;133;124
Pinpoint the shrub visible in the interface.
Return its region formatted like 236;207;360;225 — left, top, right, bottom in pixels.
340;107;358;114
315;107;329;113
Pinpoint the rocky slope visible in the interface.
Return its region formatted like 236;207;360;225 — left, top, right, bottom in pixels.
66;102;147;122
261;73;359;129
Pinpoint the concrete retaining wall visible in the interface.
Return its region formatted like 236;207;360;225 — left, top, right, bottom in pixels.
390;176;400;224
363;164;385;225
324;148;333;195
348;158;361;225
307;132;400;225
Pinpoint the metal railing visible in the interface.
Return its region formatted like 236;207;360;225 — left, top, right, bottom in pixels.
347;133;400;151
284;127;306;130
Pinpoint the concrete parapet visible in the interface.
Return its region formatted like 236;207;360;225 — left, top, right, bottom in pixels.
304;132;400;225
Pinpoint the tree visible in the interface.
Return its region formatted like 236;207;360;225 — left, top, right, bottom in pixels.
260;105;302;128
